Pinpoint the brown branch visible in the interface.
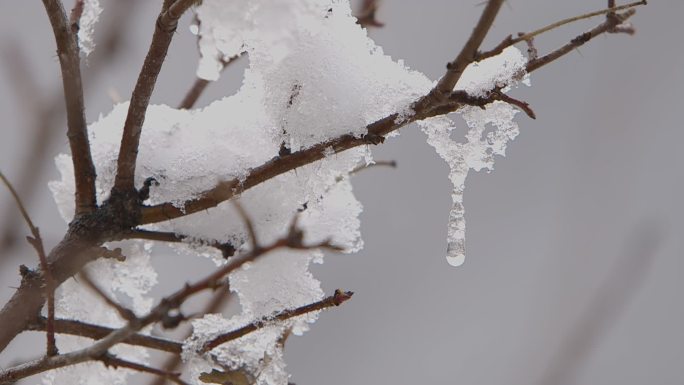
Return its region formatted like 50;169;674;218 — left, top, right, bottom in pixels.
526;9;637;73
178;55;241;110
348;160;397;177
137;91;495;225
0;172;57;356
201;289;353;352
233;201;258;250
79;271;136;321
355;0;384;28
148;286;233;385
0;235;103;354
0;218;340;384
113;0;199;193
125;229;236;258
138;3;646;227
0;0;137;255
434;0;505;93
27;317;183;354
100;354;191;385
41;0;98;215
0;0;644;367
479;1;645;62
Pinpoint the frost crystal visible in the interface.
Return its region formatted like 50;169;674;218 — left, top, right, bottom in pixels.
421;47;528;266
77;0;102;57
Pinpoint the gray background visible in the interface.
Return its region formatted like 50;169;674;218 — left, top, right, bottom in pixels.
0;1;682;385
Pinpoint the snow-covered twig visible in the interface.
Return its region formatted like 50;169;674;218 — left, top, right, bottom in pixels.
201;289;353;353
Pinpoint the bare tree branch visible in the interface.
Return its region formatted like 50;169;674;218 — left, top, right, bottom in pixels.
526;9;638;73
138;5;643;225
148;287;233;385
355;0;384;28
100;354;191;385
178;55;241;110
0;217;341;383
434;0;505;94
0;172;57;356
41;0;97;215
125;229;236;258
478;0;645;62
202;289;353;352
27;317;183;354
113;0;200;194
79;271;136;321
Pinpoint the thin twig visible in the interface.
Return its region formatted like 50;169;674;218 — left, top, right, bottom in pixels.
125;229;236;258
113;0;199;193
137;5;643;226
27;317;183;354
202;289;353;352
79;271;136;321
355;0;384;28
514;1;644;47
178;55;241;109
526;9;637;73
148;286;233;385
0;218;341;384
478;1;645;62
233;201;258;251
434;0;505;93
100;354;190;385
41;0;98;214
0;172;57;356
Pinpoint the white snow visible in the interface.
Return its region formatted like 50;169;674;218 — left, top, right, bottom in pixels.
77;0;102;57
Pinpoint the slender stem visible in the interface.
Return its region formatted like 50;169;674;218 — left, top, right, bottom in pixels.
147;287;233;385
178;55;240;110
526;9;637;73
125;229;236;258
41;0;97;214
138;5;642;226
100;355;191;385
113;0;198;193
514;1;645;46
27;317;183;353
0;172;57;356
202;290;353;352
79;271;136;321
434;0;505;93
0;223;338;384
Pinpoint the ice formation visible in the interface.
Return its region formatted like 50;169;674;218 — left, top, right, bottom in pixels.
48;1;529;384
76;0;102;57
420;47;528;266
